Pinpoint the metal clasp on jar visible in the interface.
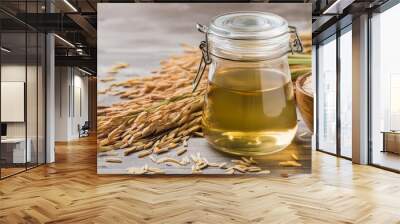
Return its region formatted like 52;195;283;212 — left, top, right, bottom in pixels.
192;24;212;92
288;26;304;54
192;24;304;92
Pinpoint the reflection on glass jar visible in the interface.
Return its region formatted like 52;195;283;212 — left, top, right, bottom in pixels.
196;12;302;156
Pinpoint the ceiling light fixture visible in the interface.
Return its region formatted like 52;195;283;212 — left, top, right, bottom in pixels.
76;48;86;55
323;0;342;14
322;0;354;15
78;67;93;76
63;0;78;12
54;34;75;48
1;47;11;53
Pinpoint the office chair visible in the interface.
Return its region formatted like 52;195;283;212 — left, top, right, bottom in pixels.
79;121;90;138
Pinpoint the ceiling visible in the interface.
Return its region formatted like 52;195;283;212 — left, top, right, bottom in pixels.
0;0;393;74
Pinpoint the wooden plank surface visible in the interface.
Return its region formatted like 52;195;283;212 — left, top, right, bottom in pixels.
2;136;400;223
97;121;311;175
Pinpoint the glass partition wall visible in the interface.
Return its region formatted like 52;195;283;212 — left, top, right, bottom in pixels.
339;26;352;159
0;30;27;177
370;3;400;172
0;3;46;179
316;26;353;159
316;0;400;170
317;35;337;155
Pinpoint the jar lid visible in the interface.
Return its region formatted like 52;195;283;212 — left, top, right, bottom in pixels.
209;11;288;40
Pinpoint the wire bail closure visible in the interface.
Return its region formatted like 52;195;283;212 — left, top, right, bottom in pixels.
288;26;303;54
192;24;212;92
192;24;303;92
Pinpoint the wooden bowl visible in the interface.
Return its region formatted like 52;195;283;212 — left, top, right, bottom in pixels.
295;73;313;132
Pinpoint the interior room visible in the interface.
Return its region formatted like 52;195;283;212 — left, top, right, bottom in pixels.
1;0;400;223
0;0;97;179
0;13;46;178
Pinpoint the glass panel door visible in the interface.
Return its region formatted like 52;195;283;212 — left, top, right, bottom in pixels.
370;3;400;171
0;1;46;179
317;36;337;154
1;31;28;178
339;28;352;158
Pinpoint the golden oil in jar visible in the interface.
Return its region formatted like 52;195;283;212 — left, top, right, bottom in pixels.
202;68;297;156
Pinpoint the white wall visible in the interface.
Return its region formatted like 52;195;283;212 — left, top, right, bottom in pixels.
0;65;37;138
55;67;69;141
1;65;26;139
71;73;89;138
54;67;89;141
1;63;46;164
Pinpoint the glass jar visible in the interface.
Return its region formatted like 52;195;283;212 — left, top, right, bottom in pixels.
194;12;303;156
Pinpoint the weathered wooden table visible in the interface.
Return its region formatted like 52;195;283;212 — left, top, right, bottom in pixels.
97;123;311;175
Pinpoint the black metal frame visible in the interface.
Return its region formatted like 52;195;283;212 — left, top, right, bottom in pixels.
336;18;341;157
0;0;47;180
367;10;373;166
315;44;319;151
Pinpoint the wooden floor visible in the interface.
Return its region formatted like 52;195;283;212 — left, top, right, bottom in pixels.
1;167;26;178
373;150;400;171
1;136;400;224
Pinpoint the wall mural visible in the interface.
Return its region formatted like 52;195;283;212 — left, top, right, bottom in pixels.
97;3;312;176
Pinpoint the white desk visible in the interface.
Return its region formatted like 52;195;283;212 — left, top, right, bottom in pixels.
1;138;31;163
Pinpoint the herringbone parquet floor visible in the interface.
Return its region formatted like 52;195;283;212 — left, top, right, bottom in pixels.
1;136;400;224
